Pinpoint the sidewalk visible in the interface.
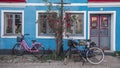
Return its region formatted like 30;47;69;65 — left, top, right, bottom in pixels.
0;55;120;68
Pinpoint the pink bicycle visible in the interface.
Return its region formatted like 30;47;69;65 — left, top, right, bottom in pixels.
12;34;45;58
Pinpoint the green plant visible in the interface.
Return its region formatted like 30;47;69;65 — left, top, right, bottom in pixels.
113;51;120;56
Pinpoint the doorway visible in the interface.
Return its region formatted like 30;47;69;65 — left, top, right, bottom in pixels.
90;14;111;50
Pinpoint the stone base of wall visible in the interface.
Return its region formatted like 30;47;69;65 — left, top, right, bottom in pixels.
0;49;13;55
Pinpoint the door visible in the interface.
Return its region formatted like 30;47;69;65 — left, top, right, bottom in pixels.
90;14;111;50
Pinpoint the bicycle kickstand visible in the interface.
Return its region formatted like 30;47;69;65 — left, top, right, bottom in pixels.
81;57;87;66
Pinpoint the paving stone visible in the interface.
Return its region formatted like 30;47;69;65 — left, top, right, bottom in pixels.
0;55;120;68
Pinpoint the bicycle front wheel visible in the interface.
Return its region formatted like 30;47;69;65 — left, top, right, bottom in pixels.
86;47;104;64
13;43;24;56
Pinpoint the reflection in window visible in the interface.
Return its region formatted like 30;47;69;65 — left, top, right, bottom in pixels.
101;16;108;27
91;16;97;28
65;13;84;36
38;13;57;36
4;13;22;35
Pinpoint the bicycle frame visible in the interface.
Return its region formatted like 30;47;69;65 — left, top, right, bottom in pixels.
18;39;42;53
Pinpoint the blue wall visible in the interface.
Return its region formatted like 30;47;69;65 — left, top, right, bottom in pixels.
115;8;120;51
0;0;120;51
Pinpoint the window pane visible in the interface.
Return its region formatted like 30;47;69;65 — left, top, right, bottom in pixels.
65;13;84;36
15;14;22;34
38;13;57;36
5;14;13;34
40;14;47;34
4;12;22;36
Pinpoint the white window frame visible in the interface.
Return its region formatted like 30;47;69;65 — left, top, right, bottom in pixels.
36;10;58;38
1;10;24;38
64;11;86;39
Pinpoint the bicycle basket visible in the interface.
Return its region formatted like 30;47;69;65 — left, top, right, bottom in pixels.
79;41;86;46
17;35;23;42
68;40;78;47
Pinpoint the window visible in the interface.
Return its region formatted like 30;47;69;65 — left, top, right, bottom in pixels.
36;11;86;39
65;13;84;36
37;12;57;36
101;16;108;27
91;16;98;28
2;11;23;37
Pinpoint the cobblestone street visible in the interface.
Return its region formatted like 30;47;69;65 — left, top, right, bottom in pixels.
0;55;43;63
0;54;120;68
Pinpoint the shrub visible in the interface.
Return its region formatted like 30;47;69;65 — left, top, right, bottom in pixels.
113;51;120;56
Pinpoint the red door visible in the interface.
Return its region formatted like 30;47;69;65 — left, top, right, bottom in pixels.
90;14;111;50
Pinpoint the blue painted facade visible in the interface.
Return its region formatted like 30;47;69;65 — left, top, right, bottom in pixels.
0;0;120;51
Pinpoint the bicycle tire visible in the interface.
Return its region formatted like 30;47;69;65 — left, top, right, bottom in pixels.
13;43;24;56
33;46;45;58
86;47;104;64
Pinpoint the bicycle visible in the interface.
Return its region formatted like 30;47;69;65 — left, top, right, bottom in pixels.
63;35;104;65
12;34;45;58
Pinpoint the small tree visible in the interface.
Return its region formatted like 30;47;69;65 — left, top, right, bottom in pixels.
41;0;74;57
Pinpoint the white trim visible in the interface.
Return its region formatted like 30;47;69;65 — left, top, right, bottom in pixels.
27;3;120;7
1;10;24;38
36;10;58;39
88;11;116;51
64;11;86;39
27;3;87;6
0;3;26;7
88;2;120;7
1;3;120;7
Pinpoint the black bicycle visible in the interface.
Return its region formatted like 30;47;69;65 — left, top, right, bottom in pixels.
63;35;104;65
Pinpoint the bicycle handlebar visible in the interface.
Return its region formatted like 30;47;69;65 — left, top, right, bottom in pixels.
17;33;30;39
83;39;91;42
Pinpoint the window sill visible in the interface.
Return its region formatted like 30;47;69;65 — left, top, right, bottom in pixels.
1;35;17;38
36;36;86;39
36;36;55;39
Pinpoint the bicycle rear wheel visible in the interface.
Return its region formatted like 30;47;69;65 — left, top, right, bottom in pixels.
13;43;24;56
86;47;104;64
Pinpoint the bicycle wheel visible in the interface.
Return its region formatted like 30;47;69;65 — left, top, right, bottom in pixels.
13;43;24;56
86;47;104;64
63;49;71;65
33;46;45;58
